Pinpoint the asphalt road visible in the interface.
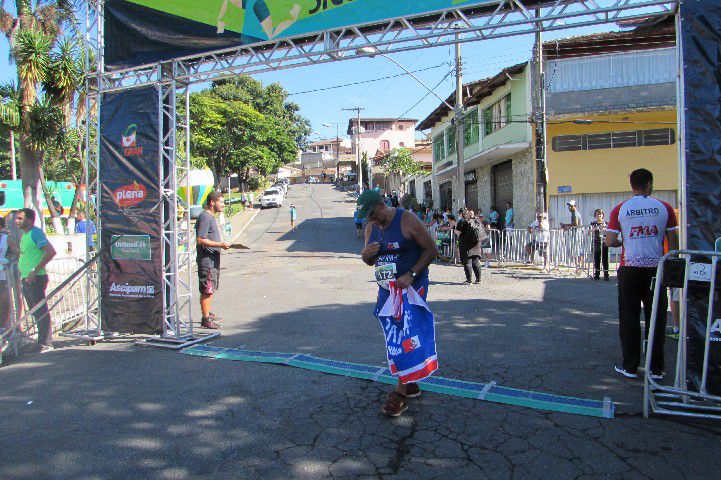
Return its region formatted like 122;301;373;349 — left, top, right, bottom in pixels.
1;183;719;480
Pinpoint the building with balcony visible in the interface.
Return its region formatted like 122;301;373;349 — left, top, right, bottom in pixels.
418;62;537;228
543;20;679;226
347;118;417;188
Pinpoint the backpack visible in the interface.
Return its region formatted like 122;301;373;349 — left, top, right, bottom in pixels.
467;219;486;246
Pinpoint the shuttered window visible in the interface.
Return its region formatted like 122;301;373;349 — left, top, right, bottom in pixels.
551;128;675;151
433;134;446;163
447;126;457;156
464;108;480;146
482;94;512;137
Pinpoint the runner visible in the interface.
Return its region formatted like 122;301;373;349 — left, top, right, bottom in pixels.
353;206;364;238
195;192;230;330
605;168;678;379
358;189;439;417
289;204;297;231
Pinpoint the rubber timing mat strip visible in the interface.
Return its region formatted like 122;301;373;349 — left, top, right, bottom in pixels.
182;345;614;419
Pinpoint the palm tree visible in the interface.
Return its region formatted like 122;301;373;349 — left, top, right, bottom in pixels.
0;0;77;216
0;83;20;179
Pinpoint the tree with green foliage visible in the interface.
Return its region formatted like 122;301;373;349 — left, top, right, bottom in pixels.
380;147;424;177
189;77;309;187
0;0;77;216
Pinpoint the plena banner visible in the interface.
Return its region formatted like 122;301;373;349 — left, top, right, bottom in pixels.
99;86;163;333
105;0;495;68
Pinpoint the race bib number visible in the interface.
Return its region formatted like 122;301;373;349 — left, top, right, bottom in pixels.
375;262;397;290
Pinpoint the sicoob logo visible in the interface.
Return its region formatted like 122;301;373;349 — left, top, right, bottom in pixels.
122;124;143;156
114;181;147;207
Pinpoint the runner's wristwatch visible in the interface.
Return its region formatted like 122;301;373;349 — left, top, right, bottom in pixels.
408;269;418;279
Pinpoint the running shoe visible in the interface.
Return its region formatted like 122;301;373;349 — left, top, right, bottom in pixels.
405;383;421;398
381;391;408;417
614;366;638;378
201;317;221;329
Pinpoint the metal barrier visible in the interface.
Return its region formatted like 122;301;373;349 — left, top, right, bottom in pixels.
487;227;621;276
1;254;100;364
643;250;721;420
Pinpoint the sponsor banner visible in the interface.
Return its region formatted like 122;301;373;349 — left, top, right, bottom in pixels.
99;86;163;333
111;234;152;261
681;0;721;395
105;0;497;68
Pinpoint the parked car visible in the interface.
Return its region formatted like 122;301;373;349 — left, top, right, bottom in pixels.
273;182;288;195
260;188;284;208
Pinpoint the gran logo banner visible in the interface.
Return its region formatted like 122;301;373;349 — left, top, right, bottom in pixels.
105;0;493;68
99;86;163;333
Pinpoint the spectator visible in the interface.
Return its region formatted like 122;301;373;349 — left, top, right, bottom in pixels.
524;212;549;264
428;213;443;240
15;208;57;352
391;190;400;208
289;204;298;231
561;200;582;230
0;216;11;332
424;207;433;224
488;205;499;229
74;211;96;253
240;191;248;206
442;207;451;223
561;200;584;269
51;196;63;216
605;168;678;379
590;209;609;281
667;288;680;339
353;206;364;238
247;191;254;208
504;201;514;229
476;213;494;268
455;207;484;284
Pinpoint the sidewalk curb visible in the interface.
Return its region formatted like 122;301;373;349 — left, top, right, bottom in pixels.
231;208;260;243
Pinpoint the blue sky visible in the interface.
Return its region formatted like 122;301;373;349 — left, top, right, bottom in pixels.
0;24;614;142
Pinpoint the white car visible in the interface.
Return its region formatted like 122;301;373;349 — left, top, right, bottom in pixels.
260;188;284;208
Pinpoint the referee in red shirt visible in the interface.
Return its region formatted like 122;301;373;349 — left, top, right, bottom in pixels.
605;169;679;379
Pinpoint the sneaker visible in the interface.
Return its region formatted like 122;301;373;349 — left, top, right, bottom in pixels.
614;366;638;378
381;391;408;417
474;279;481;284
209;312;224;323
463;280;472;284
604;275;610;281
405;383;421;398
39;344;55;354
200;317;221;329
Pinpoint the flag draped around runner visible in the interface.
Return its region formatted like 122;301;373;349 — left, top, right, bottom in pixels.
376;282;438;384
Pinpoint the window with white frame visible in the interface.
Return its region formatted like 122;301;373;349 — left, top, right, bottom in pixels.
483;93;512;136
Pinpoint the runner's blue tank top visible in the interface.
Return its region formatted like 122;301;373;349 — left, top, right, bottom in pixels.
369;208;428;283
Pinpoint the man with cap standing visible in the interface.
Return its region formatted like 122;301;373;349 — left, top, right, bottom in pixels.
561;199;584;270
358;189;439;417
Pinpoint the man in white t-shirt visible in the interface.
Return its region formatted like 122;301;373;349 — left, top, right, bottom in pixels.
605;168;679;379
525;212;549;262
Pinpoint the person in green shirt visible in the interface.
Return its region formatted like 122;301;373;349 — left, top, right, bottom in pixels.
15;208;56;351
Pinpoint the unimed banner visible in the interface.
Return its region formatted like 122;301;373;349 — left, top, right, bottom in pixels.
681;0;721;395
99;86;163;333
105;0;496;68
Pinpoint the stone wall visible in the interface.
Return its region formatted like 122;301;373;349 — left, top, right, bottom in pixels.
511;149;536;229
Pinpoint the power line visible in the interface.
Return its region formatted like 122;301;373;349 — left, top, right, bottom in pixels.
288;63;448;96
392;68;456;123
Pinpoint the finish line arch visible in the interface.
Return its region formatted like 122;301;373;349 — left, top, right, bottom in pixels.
77;0;720;403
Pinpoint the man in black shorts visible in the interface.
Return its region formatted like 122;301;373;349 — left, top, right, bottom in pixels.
195;191;230;329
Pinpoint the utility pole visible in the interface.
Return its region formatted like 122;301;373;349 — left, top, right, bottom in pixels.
454;30;466;210
533;10;548;213
343;107;365;192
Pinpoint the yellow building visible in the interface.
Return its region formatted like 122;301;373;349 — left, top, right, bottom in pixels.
543;24;678;226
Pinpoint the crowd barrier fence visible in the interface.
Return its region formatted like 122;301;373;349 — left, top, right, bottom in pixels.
429;224;622;276
1;254;99;364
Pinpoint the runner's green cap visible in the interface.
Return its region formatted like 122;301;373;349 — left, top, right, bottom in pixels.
356;189;383;219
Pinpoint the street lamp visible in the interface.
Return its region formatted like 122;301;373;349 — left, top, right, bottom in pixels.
355;44;466;209
323;122;342;180
355;47;454;110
